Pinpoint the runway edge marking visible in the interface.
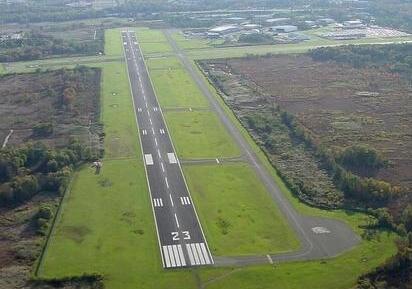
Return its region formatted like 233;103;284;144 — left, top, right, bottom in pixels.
134;30;214;265
121;30;165;268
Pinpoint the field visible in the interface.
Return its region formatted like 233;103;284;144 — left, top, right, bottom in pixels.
171;31;224;50
34;28;401;289
136;28;173;54
0;67;101;149
165;111;241;159
221;55;412;190
184;163;300;255
184;36;412;59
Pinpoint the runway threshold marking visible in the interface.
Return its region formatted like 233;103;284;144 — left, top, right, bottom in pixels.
142;129;147;135
153;198;164;207
144;154;154;165
186;243;212;266
180;196;191;205
167;153;178;164
160;129;165;134
162;244;186;268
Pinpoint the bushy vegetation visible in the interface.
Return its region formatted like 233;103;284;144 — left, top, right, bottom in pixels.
310;43;412;80
0;140;96;207
0;31;103;62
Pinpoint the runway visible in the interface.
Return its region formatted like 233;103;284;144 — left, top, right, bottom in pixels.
121;30;213;269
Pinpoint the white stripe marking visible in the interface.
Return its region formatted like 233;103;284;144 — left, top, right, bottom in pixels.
167;153;177;164
160;129;165;134
155;138;158;147
161;162;165;172
195;243;206;265
144;154;153;165
186;244;195;265
149;118;152;125
173;245;181;266
157;149;161;158
165;177;169;188
169;194;174;207
168;246;176;267
142;129;147;135
216;158;220;164
174;213;180;228
152;127;155;135
137;108;142;112
190;243;200;265
177;245;186;266
200;243;211;264
267;254;273;264
163;246;171;268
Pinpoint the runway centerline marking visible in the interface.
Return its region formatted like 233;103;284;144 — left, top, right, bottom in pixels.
155;138;158;147
169;194;174;207
174;213;180;228
161;162;165;172
165;177;169;188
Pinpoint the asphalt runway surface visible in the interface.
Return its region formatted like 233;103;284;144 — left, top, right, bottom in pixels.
121;31;213;269
163;29;361;266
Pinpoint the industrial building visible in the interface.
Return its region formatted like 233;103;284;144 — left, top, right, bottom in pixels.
270;25;298;33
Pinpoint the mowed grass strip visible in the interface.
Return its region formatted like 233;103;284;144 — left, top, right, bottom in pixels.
198;230;396;289
136;28;168;43
105;28;124;56
165;111;241;159
183;163;300;256
100;62;140;159
171;32;224;50
149;68;209;108
140;41;173;54
146;56;182;70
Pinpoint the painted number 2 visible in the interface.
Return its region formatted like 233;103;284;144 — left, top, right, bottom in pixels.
171;231;191;241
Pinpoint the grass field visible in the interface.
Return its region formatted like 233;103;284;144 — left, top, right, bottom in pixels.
0;63;5;74
184;163;300;255
197;231;396;289
186;36;412;59
171;31;224;50
165;111;241;159
149;68;209;108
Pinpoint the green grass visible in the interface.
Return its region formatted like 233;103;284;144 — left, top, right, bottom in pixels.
105;28;124;56
184;163;300;256
136;28;168;43
197;231;396;289
186;36;412;59
100;62;140;158
146;56;183;70
171;32;224;50
148;67;209;109
140;41;173;54
165;111;241;159
0;63;5;74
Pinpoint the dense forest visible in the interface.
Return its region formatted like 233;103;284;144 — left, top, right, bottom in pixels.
0;31;103;62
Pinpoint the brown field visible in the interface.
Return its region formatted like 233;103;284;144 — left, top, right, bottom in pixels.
0;68;101;150
215;55;412;190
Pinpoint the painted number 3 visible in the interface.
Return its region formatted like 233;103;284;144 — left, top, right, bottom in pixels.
171;231;191;241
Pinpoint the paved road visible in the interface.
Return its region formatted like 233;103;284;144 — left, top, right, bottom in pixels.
121;30;213;269
163;29;361;266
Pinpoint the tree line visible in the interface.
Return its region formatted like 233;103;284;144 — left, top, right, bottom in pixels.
0;31;103;62
309;43;412;80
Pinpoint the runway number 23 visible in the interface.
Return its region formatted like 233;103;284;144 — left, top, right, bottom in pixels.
171;231;191;241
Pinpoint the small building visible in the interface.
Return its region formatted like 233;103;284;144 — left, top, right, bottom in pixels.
343;20;365;29
317;18;336;25
271;25;298;33
242;24;261;30
265;18;291;25
208;25;240;35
